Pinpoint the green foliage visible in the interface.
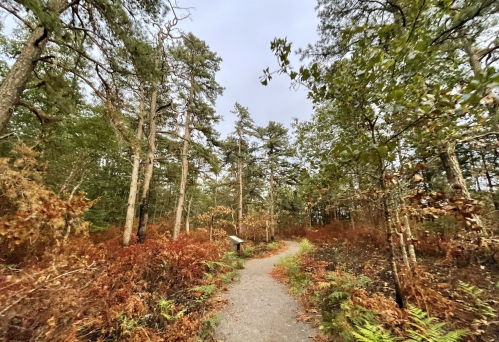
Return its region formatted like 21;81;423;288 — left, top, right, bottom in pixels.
352;323;400;342
191;285;217;296
158;298;186;321
319;272;375;339
406;306;468;342
199;316;220;341
457;281;496;320
267;241;278;250
221;270;240;284
222;251;245;270
242;246;255;258
352;306;468;342
299;239;316;255
115;312;145;338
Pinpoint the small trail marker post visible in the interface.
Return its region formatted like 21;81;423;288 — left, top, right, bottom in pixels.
228;235;244;254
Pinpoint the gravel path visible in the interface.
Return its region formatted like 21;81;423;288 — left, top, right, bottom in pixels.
213;241;317;342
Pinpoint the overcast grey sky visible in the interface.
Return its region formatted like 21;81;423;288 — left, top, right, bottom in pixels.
178;1;319;137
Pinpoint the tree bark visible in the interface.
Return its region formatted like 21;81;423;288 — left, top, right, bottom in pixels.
403;212;417;266
383;197;404;308
269;168;275;241
265;219;269;242
186;197;192;233
238;133;244;237
210;215;214;241
480;151;499;210
439;142;487;235
173;77;194;239
394;210;411;271
137;85;158;243
0;0;68;133
123;84;144;246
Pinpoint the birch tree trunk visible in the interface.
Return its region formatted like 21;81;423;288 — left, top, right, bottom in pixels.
403;213;418;266
238;134;244;237
123;84;144;246
137;84;158;243
0;0;68;132
394;210;411;271
439;142;487;235
173;78;194;239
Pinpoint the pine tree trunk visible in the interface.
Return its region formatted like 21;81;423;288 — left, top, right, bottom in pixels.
238;134;244;237
186;197;192;233
439;142;487;235
210;215;214;241
265;219;269;242
137;85;157;243
0;0;68;132
269;169;275;241
173;80;193;239
123;85;144;246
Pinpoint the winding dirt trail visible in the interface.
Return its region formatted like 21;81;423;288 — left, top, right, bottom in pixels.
213;241;317;342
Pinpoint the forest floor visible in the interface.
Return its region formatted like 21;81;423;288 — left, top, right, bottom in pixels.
213;241;317;342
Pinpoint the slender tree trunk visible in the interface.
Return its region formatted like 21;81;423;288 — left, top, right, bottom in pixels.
0;0;68;132
173;78;194;239
265;219;269;242
383;197;404;308
210;215;214;241
123;85;145;246
238;134;244;237
439;142;487;235
137;84;157;243
269;168;275;241
394;210;411;271
186;197;192;233
480;151;499;210
403;212;417;266
350;206;355;229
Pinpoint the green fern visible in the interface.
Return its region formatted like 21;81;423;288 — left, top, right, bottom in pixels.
221;270;240;284
191;285;216;295
407;305;467;342
457;281;496;320
352;323;400;342
199;316;220;340
158;298;186;321
298;239;316;255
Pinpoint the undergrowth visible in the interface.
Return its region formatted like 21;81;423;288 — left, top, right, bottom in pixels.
273;239;469;342
0;229;244;341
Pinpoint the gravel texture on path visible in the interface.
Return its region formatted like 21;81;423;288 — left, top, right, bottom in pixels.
213;241;317;342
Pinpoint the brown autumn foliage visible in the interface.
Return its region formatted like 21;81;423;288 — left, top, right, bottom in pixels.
0;231;231;342
282;222;499;341
0;144;95;264
0;145;235;341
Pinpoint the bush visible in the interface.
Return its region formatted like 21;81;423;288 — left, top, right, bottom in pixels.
0;234;230;341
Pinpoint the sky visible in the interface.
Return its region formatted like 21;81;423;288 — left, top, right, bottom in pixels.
178;1;319;137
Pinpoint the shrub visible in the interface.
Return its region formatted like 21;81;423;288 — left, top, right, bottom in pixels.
0;234;229;341
0;144;94;264
299;238;316;255
242;245;255;258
